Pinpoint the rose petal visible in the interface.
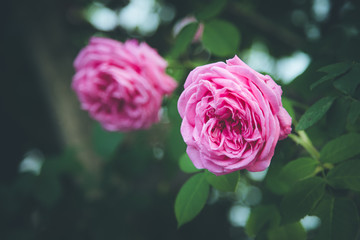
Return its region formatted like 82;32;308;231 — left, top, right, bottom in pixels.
178;56;291;174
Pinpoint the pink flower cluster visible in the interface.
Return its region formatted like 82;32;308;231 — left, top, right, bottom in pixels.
178;56;292;175
72;37;177;131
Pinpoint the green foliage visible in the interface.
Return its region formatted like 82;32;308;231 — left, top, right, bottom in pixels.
311;62;360;97
267;222;306;240
318;62;352;74
92;123;124;159
166;97;187;159
175;173;209;228
179;153;200;173
265;158;296;195
245;205;280;237
282;98;296;120
312;195;360;240
169;22;199;58
326;98;351;137
33;151;82;207
320;133;360;164
327;158;360;191
166;60;187;83
333;64;360;96
277;157;318;192
33;174;62;207
202;19;240;57
348;100;360;125
296;96;336;130
195;0;228;20
280;177;326;223
205;170;239;192
311;62;352;90
40;150;82;176
1;151;82;216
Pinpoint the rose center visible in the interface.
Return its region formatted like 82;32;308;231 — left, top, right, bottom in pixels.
206;108;242;134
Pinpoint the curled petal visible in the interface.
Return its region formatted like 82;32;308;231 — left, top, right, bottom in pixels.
72;37;177;132
178;55;292;175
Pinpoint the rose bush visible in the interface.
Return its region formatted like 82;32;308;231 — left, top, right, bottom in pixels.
72;37;177;131
178;56;292;175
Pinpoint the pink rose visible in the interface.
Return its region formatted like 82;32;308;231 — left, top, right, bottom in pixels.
178;56;292;175
72;37;177;131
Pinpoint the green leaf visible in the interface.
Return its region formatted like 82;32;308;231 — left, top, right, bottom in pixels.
267;222;306;240
282;98;296;121
277;157;318;192
205;170;239;192
41;150;82;175
347;100;360;125
92;123;124;159
320;133;360;164
32;152;81;207
13;173;37;196
296;96;336;131
281;177;325;223
166;60;186;82
265;162;293;195
333;64;360;96
195;0;228;20
175;173;209;228
312;195;359;240
311;62;352;90
202;19;240;57
327;158;360;191
179;153;200;173
318;62;352;74
34;175;62;207
166;97;187;160
169;22;199;58
326;98;350;137
245;205;281;237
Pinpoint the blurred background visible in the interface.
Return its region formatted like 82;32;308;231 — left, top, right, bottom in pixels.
0;0;359;239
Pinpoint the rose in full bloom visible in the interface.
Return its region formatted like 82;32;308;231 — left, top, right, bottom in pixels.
178;56;292;175
72;37;177;131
